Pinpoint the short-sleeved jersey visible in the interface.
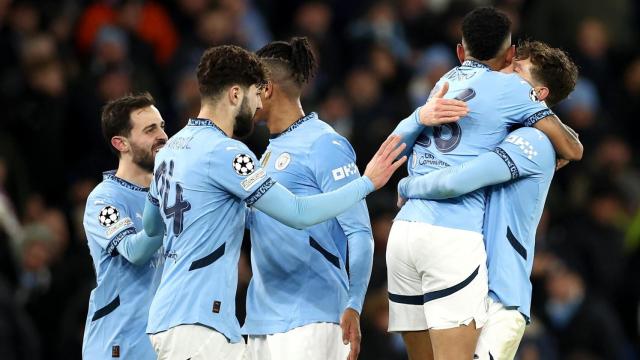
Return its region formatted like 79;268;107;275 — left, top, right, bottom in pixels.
146;119;274;342
243;114;372;335
483;127;556;319
396;60;553;233
82;171;164;359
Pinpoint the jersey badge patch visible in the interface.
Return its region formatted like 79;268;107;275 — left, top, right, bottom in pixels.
261;150;272;168
241;168;266;191
233;154;255;176
106;217;134;238
275;153;291;170
529;88;540;102
98;206;119;227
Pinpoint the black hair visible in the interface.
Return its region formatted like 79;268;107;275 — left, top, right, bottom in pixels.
256;37;318;88
461;7;512;61
101;92;155;156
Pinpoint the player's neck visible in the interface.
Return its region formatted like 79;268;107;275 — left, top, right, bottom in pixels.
115;160;152;188
266;98;305;134
197;103;234;137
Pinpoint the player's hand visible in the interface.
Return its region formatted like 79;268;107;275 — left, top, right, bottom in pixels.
364;135;407;190
340;308;361;360
419;82;468;126
397;193;406;208
556;158;570;171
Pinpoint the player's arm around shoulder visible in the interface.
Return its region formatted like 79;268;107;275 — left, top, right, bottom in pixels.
532;114;583;161
502;75;583;161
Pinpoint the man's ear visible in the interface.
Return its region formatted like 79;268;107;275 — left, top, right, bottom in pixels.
111;136;128;154
456;43;465;64
263;81;274;100
536;86;550;102
228;85;242;106
504;45;516;67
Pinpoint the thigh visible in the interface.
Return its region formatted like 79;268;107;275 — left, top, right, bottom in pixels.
475;301;526;360
387;221;428;332
429;320;481;360
401;330;433;360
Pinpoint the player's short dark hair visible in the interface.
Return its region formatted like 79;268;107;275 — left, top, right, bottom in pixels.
256;37;317;92
101;92;155;156
196;45;267;100
516;40;578;107
462;7;512;61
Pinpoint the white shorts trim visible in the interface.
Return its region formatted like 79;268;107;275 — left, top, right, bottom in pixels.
475;298;526;360
245;323;349;360
149;324;245;360
387;221;489;331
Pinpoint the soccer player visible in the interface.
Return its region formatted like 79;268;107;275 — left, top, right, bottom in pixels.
239;37;371;360
398;41;579;359
386;8;583;360
142;45;406;360
82;93;168;359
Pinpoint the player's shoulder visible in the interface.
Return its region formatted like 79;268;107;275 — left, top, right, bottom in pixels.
213;137;253;156
87;179;123;204
310;125;354;155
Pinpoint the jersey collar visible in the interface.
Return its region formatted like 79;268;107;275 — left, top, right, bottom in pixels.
462;60;491;70
187;118;227;137
269;112;316;139
103;171;149;192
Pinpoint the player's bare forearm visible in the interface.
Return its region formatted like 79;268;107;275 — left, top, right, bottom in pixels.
533;115;583;161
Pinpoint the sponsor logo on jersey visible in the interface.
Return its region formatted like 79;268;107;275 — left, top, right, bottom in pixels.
505;134;538;159
275;153;291;170
241;168;266;191
332;162;359;181
105;217;134;238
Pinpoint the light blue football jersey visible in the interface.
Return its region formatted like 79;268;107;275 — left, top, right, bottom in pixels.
396;60;553;233
484;127;555;320
146;119;275;343
243;113;373;335
83;171;164;359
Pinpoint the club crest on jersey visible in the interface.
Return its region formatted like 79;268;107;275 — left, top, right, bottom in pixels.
529;88;540;102
98;206;119;227
275;153;291;170
233;154;255;176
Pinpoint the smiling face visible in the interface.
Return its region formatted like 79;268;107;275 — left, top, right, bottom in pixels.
126;105;168;172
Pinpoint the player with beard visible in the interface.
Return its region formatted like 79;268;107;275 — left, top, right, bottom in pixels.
142;45;407;359
82;93;168;359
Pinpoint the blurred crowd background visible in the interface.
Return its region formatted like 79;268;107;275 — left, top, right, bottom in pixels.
0;0;639;359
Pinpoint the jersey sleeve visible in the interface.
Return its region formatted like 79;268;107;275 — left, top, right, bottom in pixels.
83;194;137;256
208;140;276;205
391;107;425;157
148;170;160;207
493;127;557;179
310;133;374;313
501;75;555;127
